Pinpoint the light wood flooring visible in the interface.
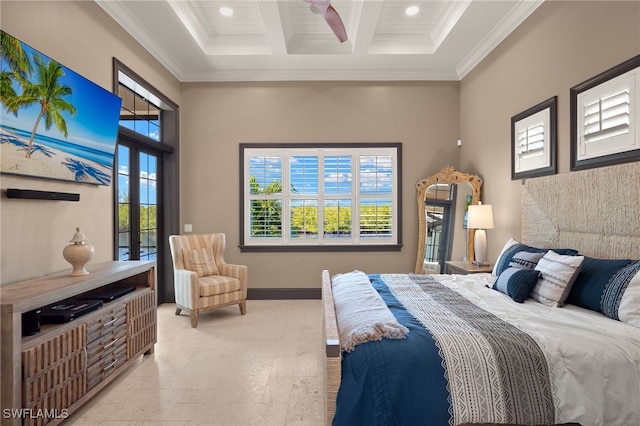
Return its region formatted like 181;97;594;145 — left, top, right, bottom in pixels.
66;300;325;425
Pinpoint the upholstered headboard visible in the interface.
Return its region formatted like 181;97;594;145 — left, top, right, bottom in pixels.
522;162;640;260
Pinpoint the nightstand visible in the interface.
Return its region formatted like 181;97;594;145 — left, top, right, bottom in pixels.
445;261;493;275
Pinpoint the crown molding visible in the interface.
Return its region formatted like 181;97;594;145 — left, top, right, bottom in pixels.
456;0;544;79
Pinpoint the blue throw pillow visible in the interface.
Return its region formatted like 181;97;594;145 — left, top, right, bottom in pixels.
566;257;635;313
494;242;578;276
493;267;540;303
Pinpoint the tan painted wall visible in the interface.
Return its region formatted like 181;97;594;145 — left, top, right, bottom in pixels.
0;1;181;284
180;81;461;288
460;1;640;263
0;1;461;288
4;0;636;290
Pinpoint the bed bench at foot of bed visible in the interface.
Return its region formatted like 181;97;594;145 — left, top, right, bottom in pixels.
322;270;341;425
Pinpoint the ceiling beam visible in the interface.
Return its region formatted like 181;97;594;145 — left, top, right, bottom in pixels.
166;0;209;52
350;0;384;55
258;1;289;55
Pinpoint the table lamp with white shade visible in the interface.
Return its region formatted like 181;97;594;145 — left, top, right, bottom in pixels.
467;202;494;265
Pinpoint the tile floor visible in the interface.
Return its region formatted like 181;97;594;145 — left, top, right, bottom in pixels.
66;300;326;426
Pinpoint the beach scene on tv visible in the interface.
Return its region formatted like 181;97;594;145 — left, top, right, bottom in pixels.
0;31;122;185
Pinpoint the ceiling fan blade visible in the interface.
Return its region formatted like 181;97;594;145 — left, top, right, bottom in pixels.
305;0;348;43
323;5;348;43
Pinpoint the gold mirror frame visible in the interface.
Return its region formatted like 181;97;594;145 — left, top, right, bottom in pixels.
415;166;483;274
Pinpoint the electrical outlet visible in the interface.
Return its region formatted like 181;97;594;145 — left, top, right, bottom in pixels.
184;224;192;233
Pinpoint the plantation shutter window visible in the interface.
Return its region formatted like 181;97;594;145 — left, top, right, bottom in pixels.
576;67;639;162
290;155;319;240
513;108;551;175
241;143;402;252
517;123;545;159
359;154;394;238
248;155;283;239
583;90;630;143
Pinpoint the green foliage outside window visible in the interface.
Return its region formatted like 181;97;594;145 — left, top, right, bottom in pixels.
118;203;129;232
323;206;352;235
250;177;391;237
250;177;283;236
360;204;392;235
290;204;318;237
118;201;156;233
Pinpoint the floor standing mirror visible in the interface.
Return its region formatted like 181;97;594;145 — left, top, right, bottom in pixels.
415;166;482;274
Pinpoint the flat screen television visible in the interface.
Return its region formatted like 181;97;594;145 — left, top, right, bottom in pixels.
0;31;122;185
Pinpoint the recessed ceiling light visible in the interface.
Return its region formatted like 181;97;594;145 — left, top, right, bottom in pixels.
405;6;419;16
220;7;234;17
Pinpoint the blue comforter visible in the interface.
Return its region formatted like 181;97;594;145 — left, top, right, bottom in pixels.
334;274;450;425
333;274;554;426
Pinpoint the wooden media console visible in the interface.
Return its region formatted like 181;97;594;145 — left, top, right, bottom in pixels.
0;261;157;426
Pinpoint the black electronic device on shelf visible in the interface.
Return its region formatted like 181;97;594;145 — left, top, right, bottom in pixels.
39;299;104;324
78;285;136;302
22;308;42;336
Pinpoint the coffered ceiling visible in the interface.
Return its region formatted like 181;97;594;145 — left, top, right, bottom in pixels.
96;0;543;82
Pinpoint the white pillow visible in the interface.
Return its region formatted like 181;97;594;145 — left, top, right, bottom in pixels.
492;238;519;275
603;261;640;327
508;251;545;270
618;272;640;327
531;250;584;307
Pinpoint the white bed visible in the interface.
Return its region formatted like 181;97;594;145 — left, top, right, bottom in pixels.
434;272;640;424
322;161;640;426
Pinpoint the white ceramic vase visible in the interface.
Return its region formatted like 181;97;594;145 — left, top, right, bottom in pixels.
63;227;95;276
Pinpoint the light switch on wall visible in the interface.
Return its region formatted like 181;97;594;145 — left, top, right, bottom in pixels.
184;224;192;233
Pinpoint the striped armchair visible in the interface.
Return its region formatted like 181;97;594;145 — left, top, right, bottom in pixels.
169;233;247;327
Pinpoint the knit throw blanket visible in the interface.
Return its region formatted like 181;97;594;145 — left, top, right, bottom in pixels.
382;273;555;425
332;271;409;352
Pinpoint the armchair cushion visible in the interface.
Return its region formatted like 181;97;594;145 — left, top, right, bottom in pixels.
199;275;242;297
183;247;219;277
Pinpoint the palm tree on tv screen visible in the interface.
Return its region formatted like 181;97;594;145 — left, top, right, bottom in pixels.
0;31;32;112
5;52;76;158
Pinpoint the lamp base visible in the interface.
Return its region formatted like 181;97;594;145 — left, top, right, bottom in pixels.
474;229;488;265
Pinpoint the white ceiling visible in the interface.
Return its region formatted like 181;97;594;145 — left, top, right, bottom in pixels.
96;0;543;82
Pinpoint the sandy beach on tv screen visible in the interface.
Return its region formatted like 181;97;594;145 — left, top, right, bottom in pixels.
0;128;111;185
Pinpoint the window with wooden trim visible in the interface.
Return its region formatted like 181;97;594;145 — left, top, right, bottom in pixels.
240;143;402;252
117;72;162;141
511;96;557;180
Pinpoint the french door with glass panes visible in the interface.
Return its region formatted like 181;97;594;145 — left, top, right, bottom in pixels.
116;141;160;262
